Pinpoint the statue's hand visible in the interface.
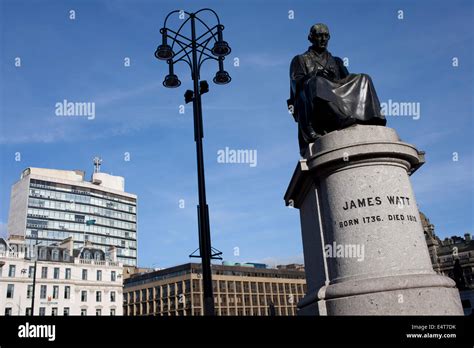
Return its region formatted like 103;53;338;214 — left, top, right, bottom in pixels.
316;68;336;81
308;130;319;141
302;127;319;143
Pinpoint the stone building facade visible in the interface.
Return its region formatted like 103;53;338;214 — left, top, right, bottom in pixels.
0;236;123;316
123;263;306;316
421;212;473;288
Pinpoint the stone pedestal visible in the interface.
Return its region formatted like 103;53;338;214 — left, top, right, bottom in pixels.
284;125;463;315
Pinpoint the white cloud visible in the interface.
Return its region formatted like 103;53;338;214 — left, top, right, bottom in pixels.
94;82;162;106
254;254;304;268
242;53;289;68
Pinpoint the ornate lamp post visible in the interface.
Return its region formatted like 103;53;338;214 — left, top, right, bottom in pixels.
154;8;231;316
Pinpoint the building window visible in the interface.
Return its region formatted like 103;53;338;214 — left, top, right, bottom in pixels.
193;294;201;306
51;307;58;316
148;288;154;301
155;301;161;313
244;295;250;306
6;284;14;298
82;269;87;280
110;308;116;316
111;271;116;281
39;307;46;316
63;250;70;262
8;265;16;277
81;290;87;302
298;284;304;294
110;291;116;302
41;267;48;279
40;285;47;299
212;280;217;292
53;286;59;299
5;307;12;316
96;291;102;302
265;283;271;293
185;280;191;293
65;268;71;280
63;307;70;316
27;285;33;299
84;251;91;260
53;267;60;279
28;266;34;278
96;270;102;281
39;248;47;260
96;309;102;316
81;309;87;316
64;286;71;299
251;294;258;306
52;249;59;261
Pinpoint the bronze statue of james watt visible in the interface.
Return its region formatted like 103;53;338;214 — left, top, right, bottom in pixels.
288;23;386;155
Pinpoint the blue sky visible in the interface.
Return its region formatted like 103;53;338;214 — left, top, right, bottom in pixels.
0;0;472;268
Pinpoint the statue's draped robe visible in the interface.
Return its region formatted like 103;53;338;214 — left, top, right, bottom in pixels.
289;48;386;154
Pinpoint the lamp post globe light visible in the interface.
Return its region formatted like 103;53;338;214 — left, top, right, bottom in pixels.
154;8;231;316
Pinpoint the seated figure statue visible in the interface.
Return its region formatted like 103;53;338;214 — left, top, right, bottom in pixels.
288;23;387;156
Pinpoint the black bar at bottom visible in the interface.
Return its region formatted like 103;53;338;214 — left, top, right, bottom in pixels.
0;315;472;346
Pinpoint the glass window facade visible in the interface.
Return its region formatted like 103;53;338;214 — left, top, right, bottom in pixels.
25;179;137;266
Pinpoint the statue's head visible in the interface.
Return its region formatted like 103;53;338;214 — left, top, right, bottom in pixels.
308;23;330;51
